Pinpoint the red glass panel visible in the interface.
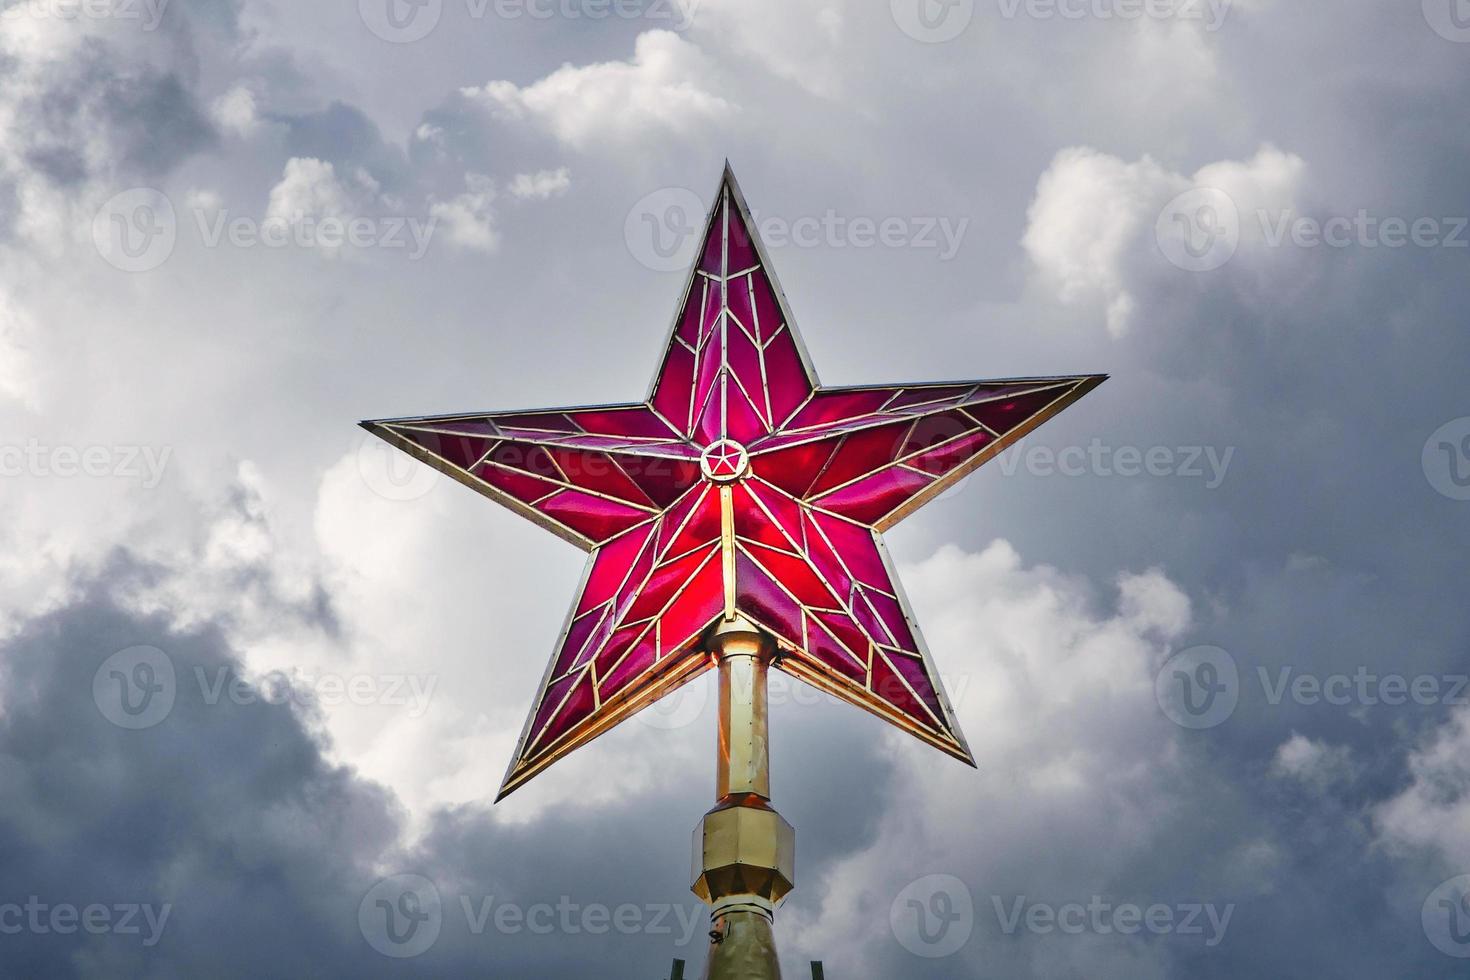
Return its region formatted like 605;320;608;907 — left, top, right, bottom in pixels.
813;467;931;525
870;653;937;730
901;409;981;458
787;389;892;430
807;422;912;496
474;463;560;505
886;385;972;411
734;552;804;646
699;202;725;273
742;542;837;608
663;491;721;558
620;455;701;508
726;200;758;272
965;386;1067;435
413;418;499;438
656;485;709;557
536;672;596;749
724;322;767;418
850;588;895;647
578;525;655;613
762;327;810;425
600;633;658;698
885;649;943;719
726;274;756;335
700;283;723;345
800;511;854;600
909;430;994;475
540;491;648;542
652;341;696;432
545;448;650;506
626;545;715;622
814;611;872;668
561;608;608;678
566;408;677;439
395;430;492;470
594;623;646;676
749;439;835;497
749;267;783;343
674;279;705;345
810;515;888;587
659;562;723;651
488;442;560;481
802;614;867;681
495;412;576;433
723;384;767;444
529;672;578;748
863;587;915;650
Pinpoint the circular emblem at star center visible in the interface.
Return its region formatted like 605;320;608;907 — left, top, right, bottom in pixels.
699;439;750;484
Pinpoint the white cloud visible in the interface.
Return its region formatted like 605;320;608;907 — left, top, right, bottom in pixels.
1023;145;1305;336
461;31;734;148
0;291;39;410
1376;708;1470;869
429;173;498;252
211;84;261;138
508;167;571;200
785;541;1231;975
265;157;355;227
1270;732;1356;790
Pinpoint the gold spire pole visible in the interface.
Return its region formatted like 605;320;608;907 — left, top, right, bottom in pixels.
692;615;794;980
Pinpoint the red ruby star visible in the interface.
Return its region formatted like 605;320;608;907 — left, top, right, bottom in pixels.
363;166;1105;799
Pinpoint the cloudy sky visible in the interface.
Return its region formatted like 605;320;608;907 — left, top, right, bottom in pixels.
2;0;1470;976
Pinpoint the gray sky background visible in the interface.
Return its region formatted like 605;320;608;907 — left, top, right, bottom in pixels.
2;1;1470;976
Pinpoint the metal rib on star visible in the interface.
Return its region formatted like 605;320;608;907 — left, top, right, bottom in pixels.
362;164;1107;801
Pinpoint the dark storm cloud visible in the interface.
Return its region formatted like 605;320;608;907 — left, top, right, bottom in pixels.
0;554;896;977
17;40;215;186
